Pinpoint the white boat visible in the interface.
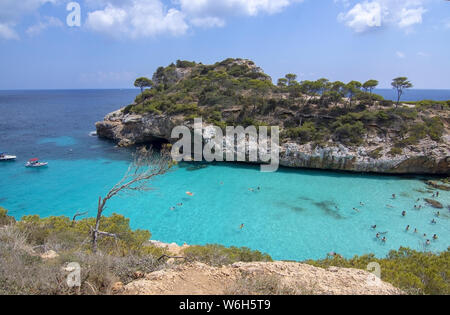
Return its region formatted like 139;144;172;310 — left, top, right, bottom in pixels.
0;153;17;161
25;158;48;168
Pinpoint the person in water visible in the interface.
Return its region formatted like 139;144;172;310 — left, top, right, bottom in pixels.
426;240;431;246
433;234;438;240
392;194;396;199
406;225;410;231
177;203;183;207
376;233;380;239
431;219;437;224
371;225;377;229
436;212;440;217
382;237;387;243
240;224;245;230
402;211;406;217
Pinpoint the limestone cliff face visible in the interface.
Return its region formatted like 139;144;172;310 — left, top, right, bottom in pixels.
96;109;450;175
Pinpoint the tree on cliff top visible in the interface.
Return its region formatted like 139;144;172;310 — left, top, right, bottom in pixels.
134;77;153;93
392;77;413;107
363;80;379;102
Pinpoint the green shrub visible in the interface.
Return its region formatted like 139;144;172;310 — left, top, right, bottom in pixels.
176;60;196;68
306;247;450;295
0;207;15;226
380;100;394;107
368;147;383;159
282;122;317;144
425;117;444;141
16;213;157;257
389;147;403;156
332;121;366;145
167;103;199;115
183;244;272;266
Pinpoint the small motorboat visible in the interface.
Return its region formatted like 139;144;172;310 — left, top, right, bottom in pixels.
25;158;48;168
0;153;17;161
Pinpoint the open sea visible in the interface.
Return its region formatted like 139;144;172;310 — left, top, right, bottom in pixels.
0;89;449;261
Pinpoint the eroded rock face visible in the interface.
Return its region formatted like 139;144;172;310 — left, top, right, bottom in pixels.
96;109;450;175
122;261;403;295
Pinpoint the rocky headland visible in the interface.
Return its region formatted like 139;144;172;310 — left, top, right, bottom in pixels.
97;58;450;175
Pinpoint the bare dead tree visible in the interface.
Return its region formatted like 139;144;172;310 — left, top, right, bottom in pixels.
92;147;173;253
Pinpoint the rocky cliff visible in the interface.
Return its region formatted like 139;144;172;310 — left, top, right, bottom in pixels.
96;108;449;174
96;58;450;175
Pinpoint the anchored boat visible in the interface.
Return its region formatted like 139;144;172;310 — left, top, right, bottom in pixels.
25;158;48;168
0;153;17;161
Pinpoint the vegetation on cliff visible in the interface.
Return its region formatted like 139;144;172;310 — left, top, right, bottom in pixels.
123;58;448;148
0;207;448;295
0;208;268;295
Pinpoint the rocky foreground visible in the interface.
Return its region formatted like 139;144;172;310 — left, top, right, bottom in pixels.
118;261;402;295
108;241;402;295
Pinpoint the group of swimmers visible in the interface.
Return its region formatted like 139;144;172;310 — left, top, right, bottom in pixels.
371;192;443;246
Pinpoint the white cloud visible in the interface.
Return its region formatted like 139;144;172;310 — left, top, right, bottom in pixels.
179;0;303;27
86;0;189;38
85;0;303;38
396;51;405;58
179;0;303;18
337;0;428;33
26;16;63;36
338;1;382;32
0;23;19;40
0;0;59;39
398;6;425;28
417;51;430;57
445;18;450;29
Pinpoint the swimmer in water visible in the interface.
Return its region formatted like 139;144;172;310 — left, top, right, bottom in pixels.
402;211;406;217
382;237;387;243
392;194;396;199
433;234;438;240
426;240;431;246
360;202;365;206
371;225;377;229
376;233;380;239
177;203;183;207
414;228;418;233
436;212;440;217
353;208;360;212
431;219;437;224
240;224;245;230
170;207;175;211
436;192;439;197
406;225;410;231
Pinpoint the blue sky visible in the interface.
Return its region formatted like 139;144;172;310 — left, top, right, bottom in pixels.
0;0;449;89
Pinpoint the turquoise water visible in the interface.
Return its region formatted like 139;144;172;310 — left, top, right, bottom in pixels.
0;90;449;261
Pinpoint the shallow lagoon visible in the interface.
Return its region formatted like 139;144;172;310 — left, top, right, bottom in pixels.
0;90;448;261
